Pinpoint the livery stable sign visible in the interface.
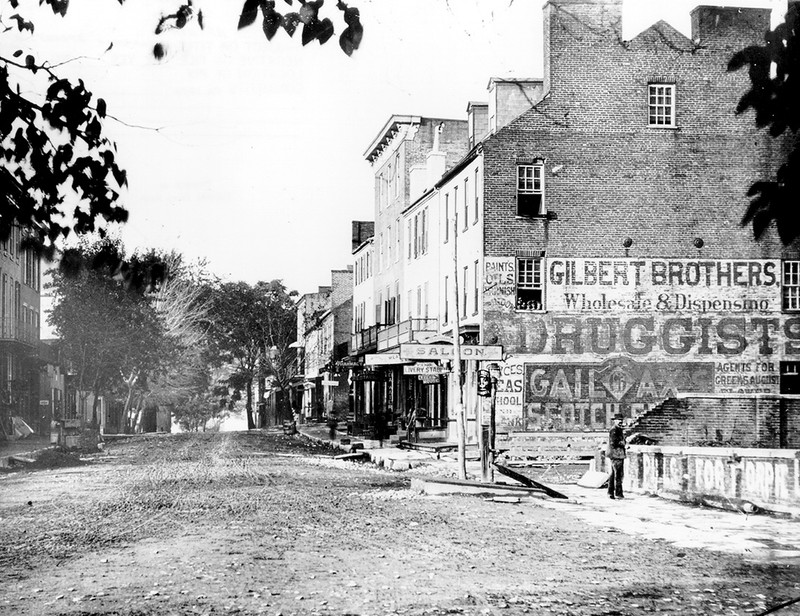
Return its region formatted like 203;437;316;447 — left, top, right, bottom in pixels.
403;363;449;376
482;257;798;432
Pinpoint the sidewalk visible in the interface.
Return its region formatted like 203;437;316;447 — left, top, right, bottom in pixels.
297;422;445;470
0;435;54;467
296;423;800;564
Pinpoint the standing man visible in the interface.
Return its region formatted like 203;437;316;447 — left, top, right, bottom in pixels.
607;413;626;499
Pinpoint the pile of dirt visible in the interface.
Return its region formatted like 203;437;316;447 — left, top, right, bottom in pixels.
26;449;85;470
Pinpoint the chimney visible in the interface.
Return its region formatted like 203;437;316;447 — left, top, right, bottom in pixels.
426;122;447;187
351;220;374;252
543;0;623;94
690;6;771;46
467;102;489;149
487;78;544;135
409;165;427;202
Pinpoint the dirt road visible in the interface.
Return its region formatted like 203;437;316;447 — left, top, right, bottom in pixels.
1;431;798;615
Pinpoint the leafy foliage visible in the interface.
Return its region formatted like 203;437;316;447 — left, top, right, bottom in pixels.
729;4;800;243
47;237;168;423
1;0;361;255
236;0;362;55
204;280;297;430
172;391;230;432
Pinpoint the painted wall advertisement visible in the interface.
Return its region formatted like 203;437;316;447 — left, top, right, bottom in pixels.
484;257;797;431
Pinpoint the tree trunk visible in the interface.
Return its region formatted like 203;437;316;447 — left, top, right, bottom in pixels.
122;370;139;433
257;364;266;428
91;391;101;427
246;378;255;430
133;396;146;433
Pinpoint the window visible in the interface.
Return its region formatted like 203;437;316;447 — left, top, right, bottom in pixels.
395;218;401;262
387;225;393;263
444;276;449;323
473;259;479;315
453;186;459;234
394;154;400;197
462;266;468;318
407;290;413;319
416;287;422;317
407;219;413;260
411;209;428;259
384;287;397;325
379;233;384;271
784;261;800;311
781;361;800;395
463;177;469;230
474;167;480;225
517;164;545;217
444;193;450;243
421;209;428;254
516;257;544;311
648;84;675;127
423;282;429;319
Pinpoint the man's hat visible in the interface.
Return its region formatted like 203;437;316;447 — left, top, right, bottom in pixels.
612;413;624;420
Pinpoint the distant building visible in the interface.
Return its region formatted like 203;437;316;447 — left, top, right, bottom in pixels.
295;268;353;423
0;224;43;438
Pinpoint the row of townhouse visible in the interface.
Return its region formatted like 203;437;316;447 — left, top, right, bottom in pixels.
300;0;800;448
0;221;93;440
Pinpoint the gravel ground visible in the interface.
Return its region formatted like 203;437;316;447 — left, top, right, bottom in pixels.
0;430;798;616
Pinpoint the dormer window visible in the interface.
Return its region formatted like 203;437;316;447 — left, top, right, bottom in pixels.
648;84;675;127
517;164;545;217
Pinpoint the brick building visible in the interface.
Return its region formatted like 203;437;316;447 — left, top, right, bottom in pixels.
478;0;797;445
371;0;799;447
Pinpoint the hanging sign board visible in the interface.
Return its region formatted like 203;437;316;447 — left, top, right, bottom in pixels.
365;353;411;366
419;375;441;384
336;359;362;369
404;363;449;375
400;344;504;361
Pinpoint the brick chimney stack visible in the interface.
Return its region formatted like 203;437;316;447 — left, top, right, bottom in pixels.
543;0;623;94
690;6;771;48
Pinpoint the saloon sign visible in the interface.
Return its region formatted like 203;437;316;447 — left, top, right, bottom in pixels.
400;344;504;361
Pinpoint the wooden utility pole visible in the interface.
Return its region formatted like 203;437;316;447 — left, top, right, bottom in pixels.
450;208;467;480
489;369;498;482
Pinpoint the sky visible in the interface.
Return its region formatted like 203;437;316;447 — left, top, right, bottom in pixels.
14;0;788;296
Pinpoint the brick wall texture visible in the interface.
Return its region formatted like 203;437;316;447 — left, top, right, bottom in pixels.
631;396;800;448
482;1;794;261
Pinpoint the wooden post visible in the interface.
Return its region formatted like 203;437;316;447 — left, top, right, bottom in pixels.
450;208;467;480
489;372;497;483
481;424;490;482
